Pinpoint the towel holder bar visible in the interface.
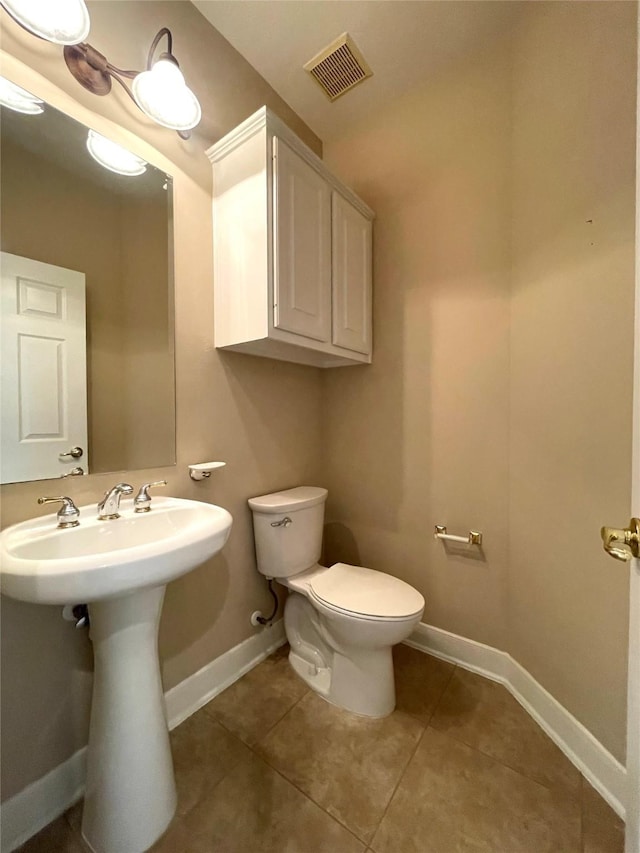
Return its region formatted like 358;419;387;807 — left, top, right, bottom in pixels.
434;525;483;546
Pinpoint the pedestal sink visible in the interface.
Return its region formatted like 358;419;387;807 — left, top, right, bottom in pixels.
0;495;233;853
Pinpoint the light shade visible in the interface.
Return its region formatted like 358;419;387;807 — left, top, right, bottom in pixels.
86;130;147;177
131;59;201;132
0;77;43;114
1;0;90;45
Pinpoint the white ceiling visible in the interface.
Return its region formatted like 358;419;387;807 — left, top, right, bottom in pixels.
193;1;518;142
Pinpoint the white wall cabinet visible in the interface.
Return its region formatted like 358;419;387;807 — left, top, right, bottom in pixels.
207;107;374;368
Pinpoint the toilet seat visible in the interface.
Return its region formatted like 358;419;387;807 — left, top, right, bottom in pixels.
308;563;425;621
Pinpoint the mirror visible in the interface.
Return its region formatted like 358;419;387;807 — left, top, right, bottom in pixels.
0;84;176;484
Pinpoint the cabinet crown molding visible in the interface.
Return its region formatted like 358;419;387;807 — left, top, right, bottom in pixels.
206;106;375;221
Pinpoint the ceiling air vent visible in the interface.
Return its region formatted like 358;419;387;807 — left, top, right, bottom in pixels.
304;33;373;102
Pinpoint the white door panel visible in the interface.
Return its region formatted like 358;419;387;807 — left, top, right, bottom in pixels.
1;252;88;483
626;237;640;852
627;21;640;851
273;137;331;342
628;553;640;853
332;192;372;354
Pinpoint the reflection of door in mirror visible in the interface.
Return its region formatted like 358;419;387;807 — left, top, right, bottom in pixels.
1;252;88;484
0;90;176;484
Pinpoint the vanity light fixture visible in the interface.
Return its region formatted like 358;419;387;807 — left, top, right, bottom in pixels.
0;0;90;45
63;27;201;137
0;0;201;137
86;130;147;177
0;76;44;114
131;29;201;132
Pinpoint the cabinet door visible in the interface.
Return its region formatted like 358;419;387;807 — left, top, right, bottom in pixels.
273;137;331;342
332;192;372;355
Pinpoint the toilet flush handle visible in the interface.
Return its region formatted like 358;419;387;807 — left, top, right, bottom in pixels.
271;516;292;528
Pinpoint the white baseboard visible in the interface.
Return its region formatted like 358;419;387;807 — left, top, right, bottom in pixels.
406;623;627;820
164;619;286;730
406;622;512;683
0;620;286;853
0;748;86;853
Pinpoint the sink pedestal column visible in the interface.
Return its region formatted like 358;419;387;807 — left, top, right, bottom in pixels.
82;585;176;853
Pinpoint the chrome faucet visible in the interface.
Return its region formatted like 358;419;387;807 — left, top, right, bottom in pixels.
97;483;133;520
38;496;80;528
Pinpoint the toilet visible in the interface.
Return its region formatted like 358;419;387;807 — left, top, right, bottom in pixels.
248;486;425;717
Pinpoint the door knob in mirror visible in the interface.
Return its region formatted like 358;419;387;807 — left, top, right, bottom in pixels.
59;446;83;460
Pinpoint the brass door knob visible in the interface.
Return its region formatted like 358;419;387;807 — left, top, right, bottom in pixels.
600;518;640;562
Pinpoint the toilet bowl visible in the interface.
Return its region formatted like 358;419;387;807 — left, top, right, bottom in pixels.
248;486;424;717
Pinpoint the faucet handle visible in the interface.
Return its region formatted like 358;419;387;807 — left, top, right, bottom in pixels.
134;480;167;513
38;496;80;528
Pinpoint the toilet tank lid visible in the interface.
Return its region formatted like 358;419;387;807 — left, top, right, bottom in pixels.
248;486;328;514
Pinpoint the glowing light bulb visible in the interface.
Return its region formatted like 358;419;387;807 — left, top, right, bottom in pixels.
0;77;43;114
0;0;90;45
132;59;201;132
86;130;147;177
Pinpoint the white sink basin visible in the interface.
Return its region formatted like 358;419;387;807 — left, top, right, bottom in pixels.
0;495;232;604
0;494;233;853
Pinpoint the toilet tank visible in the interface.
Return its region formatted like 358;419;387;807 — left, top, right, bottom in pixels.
248;486;328;578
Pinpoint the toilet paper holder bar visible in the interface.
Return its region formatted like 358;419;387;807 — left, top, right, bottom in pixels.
434;525;483;546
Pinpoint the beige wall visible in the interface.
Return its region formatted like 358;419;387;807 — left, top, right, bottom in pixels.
0;0;323;800
322;45;513;651
323;1;635;763
508;1;636;761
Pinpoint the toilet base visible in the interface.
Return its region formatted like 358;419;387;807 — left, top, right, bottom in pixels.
289;650;331;696
329;646;395;717
288;646;395;717
284;592;399;718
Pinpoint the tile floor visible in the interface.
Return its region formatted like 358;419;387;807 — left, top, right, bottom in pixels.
18;644;624;853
